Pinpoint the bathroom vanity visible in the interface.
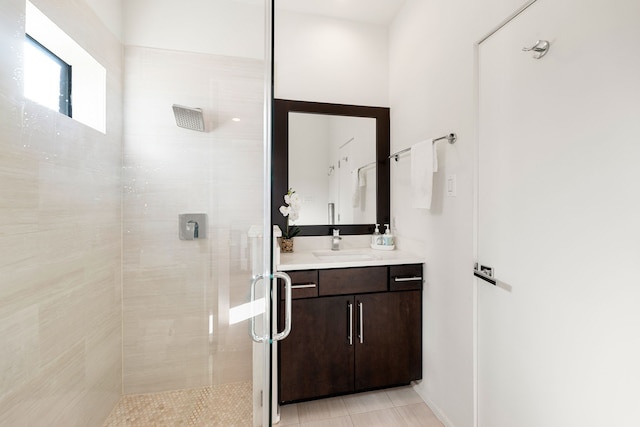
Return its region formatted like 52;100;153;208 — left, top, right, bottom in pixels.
276;249;423;404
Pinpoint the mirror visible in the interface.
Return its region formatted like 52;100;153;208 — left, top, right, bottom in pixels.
273;99;390;236
289;112;376;225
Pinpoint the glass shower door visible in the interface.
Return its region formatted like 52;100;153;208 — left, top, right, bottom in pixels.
120;1;276;426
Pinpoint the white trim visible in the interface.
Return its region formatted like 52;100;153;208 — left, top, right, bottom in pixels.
414;384;457;427
477;0;538;44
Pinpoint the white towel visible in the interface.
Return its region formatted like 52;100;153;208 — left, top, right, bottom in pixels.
351;169;360;207
358;168;367;187
411;139;437;209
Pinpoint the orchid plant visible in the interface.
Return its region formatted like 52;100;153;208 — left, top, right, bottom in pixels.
279;188;301;239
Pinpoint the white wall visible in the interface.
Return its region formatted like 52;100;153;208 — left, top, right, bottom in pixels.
328;116;376;224
85;0;123;40
274;9;389;106
123;0;265;59
289;113;331;224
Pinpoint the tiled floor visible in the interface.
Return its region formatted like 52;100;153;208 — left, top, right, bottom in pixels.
276;386;444;427
102;383;440;427
102;381;252;426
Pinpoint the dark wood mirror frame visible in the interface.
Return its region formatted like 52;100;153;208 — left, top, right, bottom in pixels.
273;99;390;236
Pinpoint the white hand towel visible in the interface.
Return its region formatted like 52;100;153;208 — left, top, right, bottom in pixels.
358;168;367;187
351;169;360;207
358;169;367;187
411;139;437;209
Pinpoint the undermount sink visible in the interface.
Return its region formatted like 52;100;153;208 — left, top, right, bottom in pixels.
312;250;379;261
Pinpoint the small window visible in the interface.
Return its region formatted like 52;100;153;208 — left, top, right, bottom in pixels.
25;1;106;133
24;33;72;117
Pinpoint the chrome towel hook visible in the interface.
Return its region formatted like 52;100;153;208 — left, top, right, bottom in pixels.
522;40;550;59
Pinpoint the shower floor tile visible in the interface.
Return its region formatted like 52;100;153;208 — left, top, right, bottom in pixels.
102;381;252;426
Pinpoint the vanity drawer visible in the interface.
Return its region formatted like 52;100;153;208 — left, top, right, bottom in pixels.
319;266;387;296
389;264;423;291
280;270;318;300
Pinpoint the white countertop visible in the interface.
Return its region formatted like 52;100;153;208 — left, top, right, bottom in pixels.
277;248;424;271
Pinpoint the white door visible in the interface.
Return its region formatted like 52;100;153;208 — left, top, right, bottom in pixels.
477;1;640;426
338;145;354;224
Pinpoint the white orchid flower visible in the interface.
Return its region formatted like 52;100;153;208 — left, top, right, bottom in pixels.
280;188;302;239
279;205;291;217
289;192;301;203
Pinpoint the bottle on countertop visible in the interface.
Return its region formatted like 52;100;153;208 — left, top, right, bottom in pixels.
382;223;394;246
372;224;382;246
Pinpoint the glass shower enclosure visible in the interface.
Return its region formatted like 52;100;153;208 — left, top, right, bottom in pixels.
0;0;277;425
120;2;277;426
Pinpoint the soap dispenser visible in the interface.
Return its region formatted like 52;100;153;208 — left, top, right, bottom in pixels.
383;223;394;246
372;224;382;246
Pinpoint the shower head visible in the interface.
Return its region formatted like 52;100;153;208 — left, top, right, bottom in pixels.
172;104;205;132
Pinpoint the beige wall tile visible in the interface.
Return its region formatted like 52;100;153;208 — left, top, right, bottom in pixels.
0;0;123;425
0;305;39;400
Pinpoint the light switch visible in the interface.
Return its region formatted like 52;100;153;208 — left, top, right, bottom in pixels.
447;174;457;197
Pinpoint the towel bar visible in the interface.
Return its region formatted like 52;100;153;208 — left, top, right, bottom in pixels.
389;132;457;161
357;160;377;173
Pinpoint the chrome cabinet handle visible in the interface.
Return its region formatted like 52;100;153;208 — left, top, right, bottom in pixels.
273;271;292;341
358;302;364;344
347;302;353;345
291;283;316;289
394;276;423;282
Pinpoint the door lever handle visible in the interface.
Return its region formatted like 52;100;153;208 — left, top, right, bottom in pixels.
473;263;497;286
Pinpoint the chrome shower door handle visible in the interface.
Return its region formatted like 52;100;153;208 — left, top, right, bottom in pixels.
273;271;292;342
249;274;266;343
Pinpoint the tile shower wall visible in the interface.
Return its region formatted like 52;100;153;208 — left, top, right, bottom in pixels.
0;0;123;426
122;46;264;394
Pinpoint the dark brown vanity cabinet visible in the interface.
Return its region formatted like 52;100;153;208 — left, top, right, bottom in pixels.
278;264;423;404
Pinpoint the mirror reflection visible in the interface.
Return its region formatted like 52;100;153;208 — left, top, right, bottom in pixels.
273;99;390;236
289;112;377;225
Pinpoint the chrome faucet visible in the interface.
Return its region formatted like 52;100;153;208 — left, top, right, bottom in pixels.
187;220;199;239
331;229;342;251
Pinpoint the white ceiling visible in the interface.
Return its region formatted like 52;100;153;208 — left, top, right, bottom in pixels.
234;0;407;25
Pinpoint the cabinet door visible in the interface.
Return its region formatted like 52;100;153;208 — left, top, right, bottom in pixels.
354;291;422;390
278;295;355;403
